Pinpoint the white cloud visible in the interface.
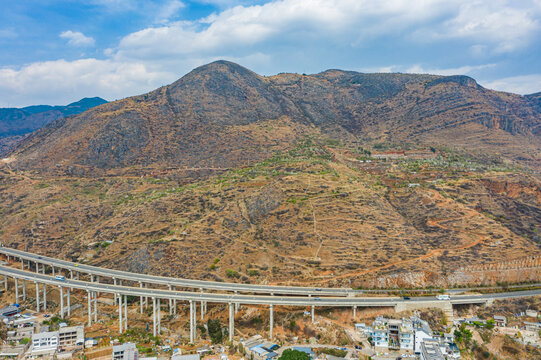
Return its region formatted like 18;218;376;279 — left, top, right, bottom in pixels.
2;0;541;106
358;64;495;76
155;0;185;24
113;0;456;62
434;1;541;53
481;74;541;95
404;64;496;76
60;30;95;47
0;59;172;107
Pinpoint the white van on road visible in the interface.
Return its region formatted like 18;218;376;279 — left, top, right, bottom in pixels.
436;294;451;300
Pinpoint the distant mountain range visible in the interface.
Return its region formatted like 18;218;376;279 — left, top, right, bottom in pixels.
0;97;107;154
6;61;540;173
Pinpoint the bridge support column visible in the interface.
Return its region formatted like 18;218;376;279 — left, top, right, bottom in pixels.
140;282;144;314
67;288;71;316
35;263;40;312
124;295;128;331
15;278;19;303
190;300;195;344
3;275;7;290
228;302;234;342
157;298;161;335
93;292;97;323
19;261;26;301
35;282;40;312
168;285;173;316
43;283;47;310
234;291;239;313
113;278;118;305
152;297;157;337
87;291;92;326
311;305;315;323
200;288;205;319
52;267;55;277
269;304;273;340
60;287;64;318
69;270;73;280
353;306;357;318
118;293;123;333
144;283;148;309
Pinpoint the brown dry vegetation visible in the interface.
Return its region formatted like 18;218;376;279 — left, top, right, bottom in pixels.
1;136;539;288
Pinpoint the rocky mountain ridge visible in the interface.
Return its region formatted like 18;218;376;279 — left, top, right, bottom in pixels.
6;61;540;174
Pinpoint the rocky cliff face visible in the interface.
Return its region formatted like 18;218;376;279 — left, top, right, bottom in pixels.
7;61;541;174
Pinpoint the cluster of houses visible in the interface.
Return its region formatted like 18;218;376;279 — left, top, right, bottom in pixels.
459;311;541;348
0;305;85;359
240;335;280;360
356;316;460;360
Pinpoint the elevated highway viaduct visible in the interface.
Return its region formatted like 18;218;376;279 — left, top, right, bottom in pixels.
0;248;539;343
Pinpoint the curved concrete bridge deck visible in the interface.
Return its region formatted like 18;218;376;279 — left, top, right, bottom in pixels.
0;248;539;343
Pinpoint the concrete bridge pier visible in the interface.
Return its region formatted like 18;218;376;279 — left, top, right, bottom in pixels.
113;278;118;304
234;291;239;313
19;261;26;300
353;305;357;318
157;298;161;335
152;297;157;337
138;282;142;312
228;302;234;342
124;295;128;331
87;290;92;326
43;283;47;310
311;305;315;323
168;285;173;316
118;293;123;333
60;287;65;318
15;278;19;303
93;292;97;323
189;300;195;343
35;282;40;312
66;288;70;316
200;288;205;319
269;304;274;340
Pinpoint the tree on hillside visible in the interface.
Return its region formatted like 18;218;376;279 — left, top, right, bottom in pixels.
207;319;223;344
279;349;311;360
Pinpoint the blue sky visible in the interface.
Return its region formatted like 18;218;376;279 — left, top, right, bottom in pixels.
0;0;540;107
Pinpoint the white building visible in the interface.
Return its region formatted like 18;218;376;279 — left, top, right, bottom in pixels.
399;320;414;351
113;342;138;360
171;355;200;360
370;317;414;351
371;318;389;348
58;325;84;350
31;331;59;357
414;329;433;354
420;339;445;360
